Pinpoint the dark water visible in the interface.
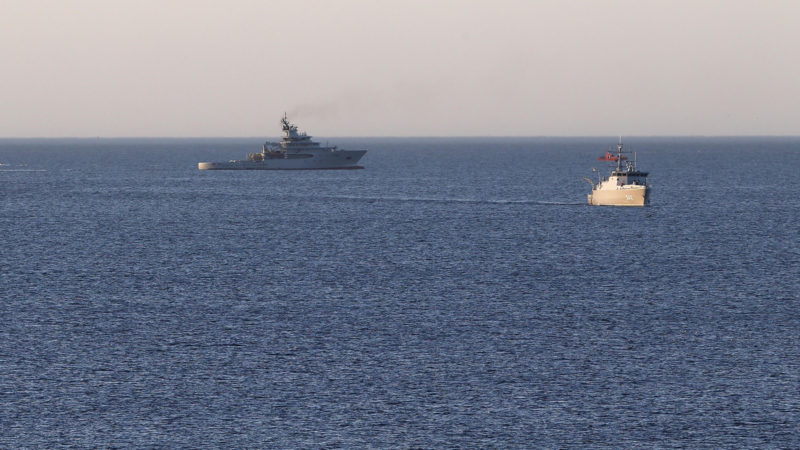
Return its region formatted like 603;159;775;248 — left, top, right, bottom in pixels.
2;137;799;447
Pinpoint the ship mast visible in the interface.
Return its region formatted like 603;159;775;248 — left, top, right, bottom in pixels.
616;136;624;172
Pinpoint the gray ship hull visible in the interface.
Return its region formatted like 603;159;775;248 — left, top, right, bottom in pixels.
198;150;366;170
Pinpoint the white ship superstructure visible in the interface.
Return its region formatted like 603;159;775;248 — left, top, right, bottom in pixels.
584;139;650;206
198;115;366;170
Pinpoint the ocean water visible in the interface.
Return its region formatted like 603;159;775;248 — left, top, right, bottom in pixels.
1;137;799;447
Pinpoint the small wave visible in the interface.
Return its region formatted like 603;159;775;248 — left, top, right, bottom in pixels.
0;169;47;172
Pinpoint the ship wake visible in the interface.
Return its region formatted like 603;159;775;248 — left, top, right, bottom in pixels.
313;194;583;206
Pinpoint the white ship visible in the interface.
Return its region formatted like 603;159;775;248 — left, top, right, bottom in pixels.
198;115;366;170
584;139;651;206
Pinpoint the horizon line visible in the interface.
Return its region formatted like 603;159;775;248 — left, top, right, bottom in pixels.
2;134;800;140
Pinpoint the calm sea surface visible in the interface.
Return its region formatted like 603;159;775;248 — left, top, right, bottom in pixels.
1;137;799;447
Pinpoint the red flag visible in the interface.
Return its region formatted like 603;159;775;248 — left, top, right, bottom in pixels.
598;151;627;161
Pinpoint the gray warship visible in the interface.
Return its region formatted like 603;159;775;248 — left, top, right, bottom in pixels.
198;115;367;170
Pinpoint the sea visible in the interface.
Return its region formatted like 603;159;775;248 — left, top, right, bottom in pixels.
1;137;799;447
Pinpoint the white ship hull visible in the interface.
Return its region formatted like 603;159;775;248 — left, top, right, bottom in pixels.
588;186;650;206
199;150;366;170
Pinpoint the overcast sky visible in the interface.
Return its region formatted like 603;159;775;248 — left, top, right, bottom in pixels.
1;0;799;137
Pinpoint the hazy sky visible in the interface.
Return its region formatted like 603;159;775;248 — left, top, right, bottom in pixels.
2;0;799;137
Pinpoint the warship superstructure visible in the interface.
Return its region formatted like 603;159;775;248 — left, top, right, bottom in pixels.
584;139;650;206
198;115;366;170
